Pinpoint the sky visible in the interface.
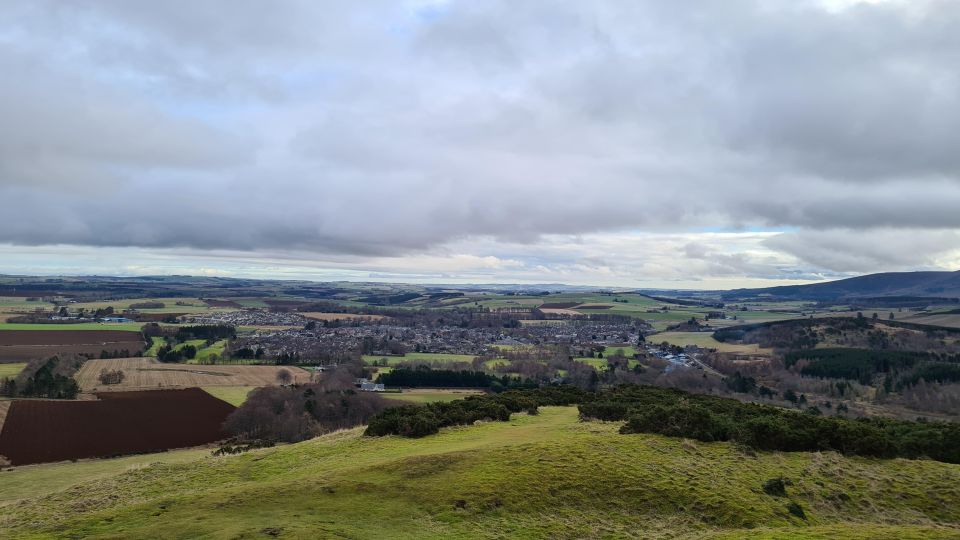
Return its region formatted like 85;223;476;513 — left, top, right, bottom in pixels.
2;0;960;289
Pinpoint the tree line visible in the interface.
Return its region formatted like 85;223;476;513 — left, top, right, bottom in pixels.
375;366;537;390
0;356;82;399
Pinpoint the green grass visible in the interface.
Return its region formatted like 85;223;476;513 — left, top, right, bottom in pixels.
0;297;49;309
0;322;145;332
573;357;640;370
3;407;959;538
574;357;609;369
482;359;510;369
363;352;478;366
70;297;228;314
0;447;212;507
653;332;770;354
0;362;27;378
144;336;165;356
202;386;255;406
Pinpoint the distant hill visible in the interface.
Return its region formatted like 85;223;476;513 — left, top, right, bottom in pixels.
723;271;960;302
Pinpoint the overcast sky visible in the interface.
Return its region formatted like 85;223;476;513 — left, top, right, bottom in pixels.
2;0;959;288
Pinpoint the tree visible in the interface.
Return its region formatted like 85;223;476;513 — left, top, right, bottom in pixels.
276;369;293;385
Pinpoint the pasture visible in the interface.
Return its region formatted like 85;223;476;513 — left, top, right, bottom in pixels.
4;406;960;538
362;352;478;366
653;331;770;354
203;385;255;406
0;388;234;465
0;446;210;506
302;312;387;322
70;297;221;314
0;362;26;379
74;358;312;392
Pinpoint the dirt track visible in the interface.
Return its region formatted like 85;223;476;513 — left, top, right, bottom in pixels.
0;389;235;465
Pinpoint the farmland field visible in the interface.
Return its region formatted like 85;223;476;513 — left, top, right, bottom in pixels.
74;358;312;392
0;322;146;332
653;331;771;354
362;352;478;366
0;362;26;378
202;385;256;406
70;297;223;314
0;329;146;361
0;388;234;465
302;312;387;321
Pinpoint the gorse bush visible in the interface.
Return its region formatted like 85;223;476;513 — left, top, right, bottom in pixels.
580;385;960;464
365;385;590;438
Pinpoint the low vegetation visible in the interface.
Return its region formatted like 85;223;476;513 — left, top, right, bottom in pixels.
579;385;960;464
365;386;589;438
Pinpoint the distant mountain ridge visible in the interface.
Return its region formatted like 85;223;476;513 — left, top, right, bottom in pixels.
723;270;960;301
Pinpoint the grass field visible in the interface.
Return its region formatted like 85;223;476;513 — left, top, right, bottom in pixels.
363;352;478;366
144;336;165;356
70;297;230;314
0;362;27;379
302;312;388;321
202;385;256;406
0;446;211;506
383;389;485;404
653;332;771;354
0;297;48;310
3;406;959;538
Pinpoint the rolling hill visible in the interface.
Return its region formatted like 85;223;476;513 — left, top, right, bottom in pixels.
723;271;960;302
3;407;959;539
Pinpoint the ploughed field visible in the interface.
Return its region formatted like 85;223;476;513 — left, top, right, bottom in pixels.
0;388;234;465
0;330;145;362
75;357;313;392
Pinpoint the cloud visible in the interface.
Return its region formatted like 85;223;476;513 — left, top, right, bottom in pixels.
1;0;960;284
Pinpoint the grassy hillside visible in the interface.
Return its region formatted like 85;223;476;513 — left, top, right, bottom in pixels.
3;407;959;538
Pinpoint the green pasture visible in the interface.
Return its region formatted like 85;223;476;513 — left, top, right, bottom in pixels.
5;407;959;538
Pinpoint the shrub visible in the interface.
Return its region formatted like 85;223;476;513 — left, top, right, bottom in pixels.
786;502;806;519
762;477;789;497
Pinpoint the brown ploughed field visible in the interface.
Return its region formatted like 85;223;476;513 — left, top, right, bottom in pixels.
0;388;235;465
0;330;145;361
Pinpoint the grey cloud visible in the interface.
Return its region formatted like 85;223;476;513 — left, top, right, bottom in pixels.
2;0;960;279
765;229;960;273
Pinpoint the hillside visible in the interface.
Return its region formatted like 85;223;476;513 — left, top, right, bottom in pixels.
723;271;960;302
3;407;959;539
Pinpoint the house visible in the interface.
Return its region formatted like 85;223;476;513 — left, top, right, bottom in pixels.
360;382;385;392
102;316;134;323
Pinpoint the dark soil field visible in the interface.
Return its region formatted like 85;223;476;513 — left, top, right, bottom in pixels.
0;330;141;346
0;330;145;361
539;302;579;309
0;389;235;465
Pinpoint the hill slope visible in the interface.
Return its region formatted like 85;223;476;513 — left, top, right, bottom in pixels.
3;407;960;539
725;271;960;301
